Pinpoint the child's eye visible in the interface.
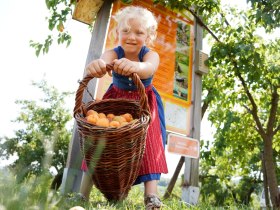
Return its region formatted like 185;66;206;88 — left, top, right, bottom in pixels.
137;31;144;35
121;28;129;33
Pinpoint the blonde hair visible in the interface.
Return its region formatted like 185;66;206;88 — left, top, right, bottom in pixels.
113;6;158;45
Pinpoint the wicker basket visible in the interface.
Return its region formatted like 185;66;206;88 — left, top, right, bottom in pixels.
73;69;151;201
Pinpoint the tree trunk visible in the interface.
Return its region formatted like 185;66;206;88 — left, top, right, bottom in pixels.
263;135;279;208
244;186;255;205
51;172;63;190
262;151;270;208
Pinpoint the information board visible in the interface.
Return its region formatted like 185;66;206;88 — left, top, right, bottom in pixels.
167;133;199;159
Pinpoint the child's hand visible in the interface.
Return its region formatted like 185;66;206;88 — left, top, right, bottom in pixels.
86;59;107;78
112;58;139;76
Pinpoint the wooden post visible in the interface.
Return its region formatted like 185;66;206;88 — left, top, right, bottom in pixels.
163;92;208;199
181;18;203;205
60;0;113;194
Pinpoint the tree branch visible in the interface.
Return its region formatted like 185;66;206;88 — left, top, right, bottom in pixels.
186;8;221;43
234;68;266;138
243;104;252;114
220;12;230;27
243;105;262;133
267;87;279;135
201;88;213;120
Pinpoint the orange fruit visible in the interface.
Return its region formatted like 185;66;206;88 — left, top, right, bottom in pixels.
98;112;106;119
113;116;126;124
107;113;115;121
86;115;98;125
120;121;129;127
122;113;133;122
96;118;110;127
86;109;98;117
58;23;64;32
109;120;120;128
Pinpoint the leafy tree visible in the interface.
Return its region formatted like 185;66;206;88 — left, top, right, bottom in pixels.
0;80;73;189
248;0;280;31
30;0;221;56
202;5;280;207
29;0;73;56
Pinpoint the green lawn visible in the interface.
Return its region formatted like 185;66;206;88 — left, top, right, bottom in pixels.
0;169;259;209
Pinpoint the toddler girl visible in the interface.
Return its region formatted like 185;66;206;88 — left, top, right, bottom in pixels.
85;6;168;209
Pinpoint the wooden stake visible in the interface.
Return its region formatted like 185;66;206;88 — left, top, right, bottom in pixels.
60;0;113;194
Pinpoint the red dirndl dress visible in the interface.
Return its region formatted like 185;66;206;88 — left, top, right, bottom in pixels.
81;46;168;184
102;72;168;183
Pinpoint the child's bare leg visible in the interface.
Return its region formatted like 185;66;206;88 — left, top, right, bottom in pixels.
144;180;158;196
144;180;162;209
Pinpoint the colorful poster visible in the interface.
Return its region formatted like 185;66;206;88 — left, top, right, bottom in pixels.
173;21;192;102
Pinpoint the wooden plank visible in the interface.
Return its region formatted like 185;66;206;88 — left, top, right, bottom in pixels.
182;19;203;204
72;0;105;25
60;0;113;194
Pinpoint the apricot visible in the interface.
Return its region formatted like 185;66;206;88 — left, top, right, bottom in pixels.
86;109;98;117
86;115;98;125
69;206;85;210
98;112;106;119
113;116;126;124
120;121;129;127
58;23;64;32
109;120;120;128
96;118;110;127
107;113;115;121
122;113;133;122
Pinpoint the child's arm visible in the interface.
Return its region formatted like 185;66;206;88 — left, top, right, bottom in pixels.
86;49;117;77
112;51;160;79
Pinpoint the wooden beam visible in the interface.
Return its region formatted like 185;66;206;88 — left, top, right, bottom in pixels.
60;0;113;194
163;85;209;198
182;16;203;205
163;156;185;199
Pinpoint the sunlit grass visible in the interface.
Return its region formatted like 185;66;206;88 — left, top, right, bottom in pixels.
0;168;258;209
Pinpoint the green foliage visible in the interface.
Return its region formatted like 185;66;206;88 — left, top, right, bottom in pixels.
29;35;52;57
0;168;259;209
0;169;62;210
30;0;73;56
248;0;280;31
153;0;221;20
0;80;73;182
31;0;221;56
200;3;280;207
207;7;280;139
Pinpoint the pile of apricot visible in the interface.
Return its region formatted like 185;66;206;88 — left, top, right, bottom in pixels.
85;109;135;128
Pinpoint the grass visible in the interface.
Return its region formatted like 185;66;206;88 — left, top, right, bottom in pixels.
0;169;258;210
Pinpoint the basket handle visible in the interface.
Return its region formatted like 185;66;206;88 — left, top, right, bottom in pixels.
73;64;150;117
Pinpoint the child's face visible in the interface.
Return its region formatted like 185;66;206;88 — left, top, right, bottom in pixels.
117;18;148;56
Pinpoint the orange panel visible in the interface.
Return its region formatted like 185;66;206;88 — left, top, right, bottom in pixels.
167;134;199;158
